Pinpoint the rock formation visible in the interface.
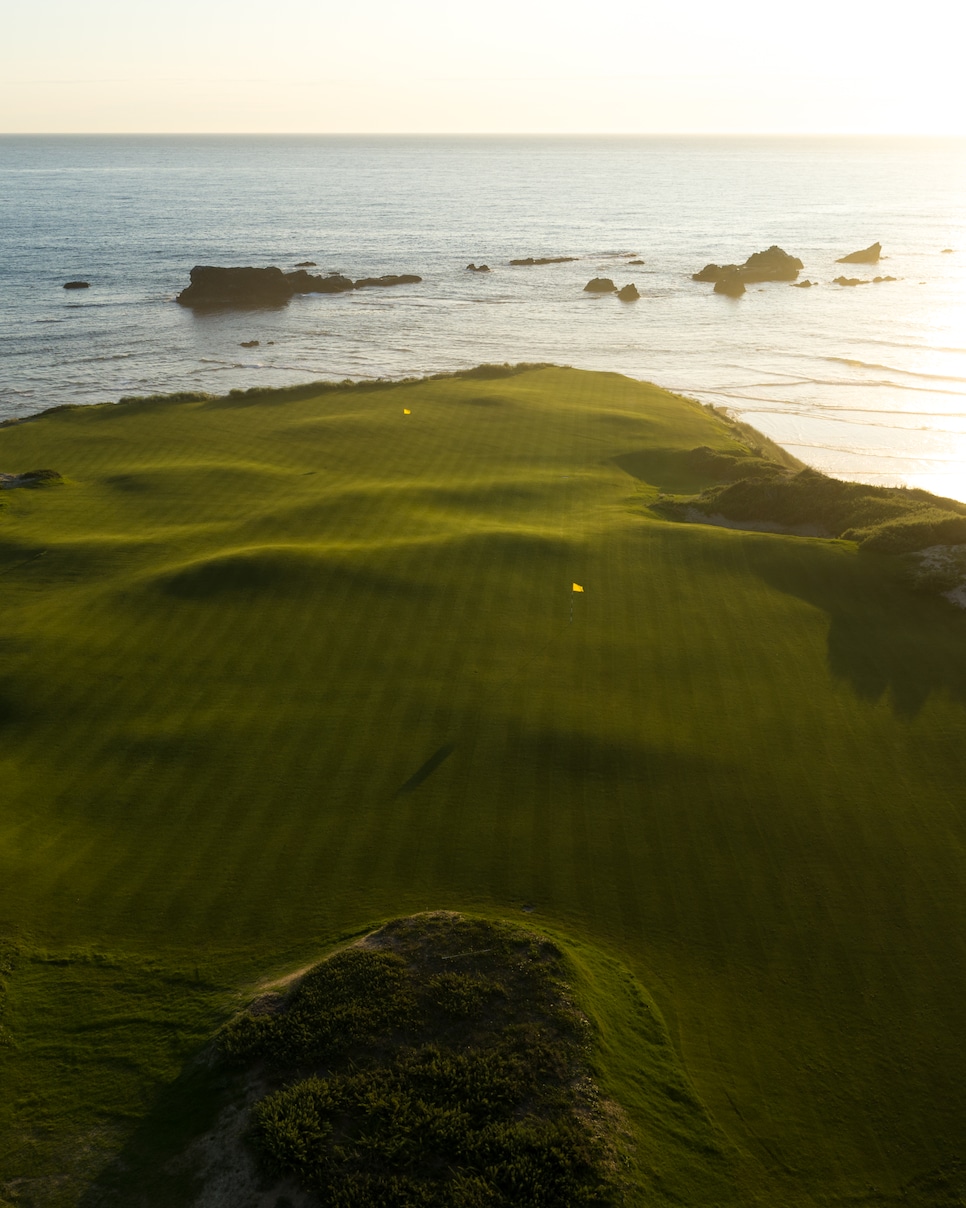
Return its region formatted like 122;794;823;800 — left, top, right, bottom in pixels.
177;266;421;308
694;245;803;288
285;270;353;294
837;242;881;264
584;278;617;293
63;281;89;289
240;340;260;348
466;263;491;272
713;273;746;297
294;260;317;267
791;280;814;288
509;256;577;266
833;276;865;287
177;266;295;309
617;283;640;301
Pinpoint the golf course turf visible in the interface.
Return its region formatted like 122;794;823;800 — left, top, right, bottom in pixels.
1;366;965;1206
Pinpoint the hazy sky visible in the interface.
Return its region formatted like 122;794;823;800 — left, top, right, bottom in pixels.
2;0;964;134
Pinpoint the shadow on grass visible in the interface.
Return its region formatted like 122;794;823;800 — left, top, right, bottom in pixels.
78;1054;238;1208
747;539;966;717
394;742;456;796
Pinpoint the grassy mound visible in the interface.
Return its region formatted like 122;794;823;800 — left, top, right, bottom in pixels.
665;459;966;552
2;366;966;1208
220;914;620;1207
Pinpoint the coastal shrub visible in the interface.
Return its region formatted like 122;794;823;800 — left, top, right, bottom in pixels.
687;466;966;552
442;362;554;381
221;915;618;1206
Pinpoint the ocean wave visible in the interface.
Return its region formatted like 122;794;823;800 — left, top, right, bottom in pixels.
720;374;966;398
826;356;966;385
705;392;966;428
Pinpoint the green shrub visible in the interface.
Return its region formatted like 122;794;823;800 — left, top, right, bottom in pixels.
223;916;618;1206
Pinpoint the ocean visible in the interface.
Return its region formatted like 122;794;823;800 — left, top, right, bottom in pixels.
2;135;965;498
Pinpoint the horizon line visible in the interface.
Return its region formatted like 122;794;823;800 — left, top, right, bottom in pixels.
4;130;966;138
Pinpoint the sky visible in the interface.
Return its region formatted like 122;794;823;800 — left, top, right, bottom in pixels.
2;0;965;134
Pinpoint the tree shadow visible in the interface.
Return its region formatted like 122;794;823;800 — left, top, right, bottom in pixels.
745;538;966;717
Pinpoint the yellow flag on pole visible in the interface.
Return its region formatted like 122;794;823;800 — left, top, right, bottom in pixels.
403;408;411;415
572;583;584;592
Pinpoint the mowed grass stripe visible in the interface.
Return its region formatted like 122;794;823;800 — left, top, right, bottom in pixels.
2;368;966;1204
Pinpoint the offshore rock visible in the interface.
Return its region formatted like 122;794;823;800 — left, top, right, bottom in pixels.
617;283;641;301
837;242;881;264
694;245;803;286
294;260;317;267
177;267;421;308
177;266;294;309
584;277;617;293
466;263;491;272
713;272;746;297
63;280;90;290
833;276;866;287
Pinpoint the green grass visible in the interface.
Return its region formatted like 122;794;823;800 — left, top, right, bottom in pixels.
1;367;966;1206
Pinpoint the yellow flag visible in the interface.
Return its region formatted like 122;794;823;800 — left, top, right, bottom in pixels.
403;408;411;415
572;583;584;593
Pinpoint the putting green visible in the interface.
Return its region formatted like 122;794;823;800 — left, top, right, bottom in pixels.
1;367;965;1206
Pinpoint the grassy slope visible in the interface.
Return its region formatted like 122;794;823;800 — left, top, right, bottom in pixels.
1;368;965;1206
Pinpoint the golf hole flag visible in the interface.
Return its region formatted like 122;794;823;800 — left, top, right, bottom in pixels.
572;583;584;592
403;408;411;415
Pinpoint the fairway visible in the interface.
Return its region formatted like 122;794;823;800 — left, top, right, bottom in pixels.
1;367;965;1207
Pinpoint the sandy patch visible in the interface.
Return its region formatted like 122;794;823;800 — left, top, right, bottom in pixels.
909;543;966;608
685;507;828;538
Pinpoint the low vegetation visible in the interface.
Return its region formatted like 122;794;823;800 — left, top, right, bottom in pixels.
659;448;966;552
220;914;621;1207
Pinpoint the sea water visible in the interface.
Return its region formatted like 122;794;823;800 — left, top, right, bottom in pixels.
2;136;965;498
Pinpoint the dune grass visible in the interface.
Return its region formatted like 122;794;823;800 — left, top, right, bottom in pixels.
1;367;966;1206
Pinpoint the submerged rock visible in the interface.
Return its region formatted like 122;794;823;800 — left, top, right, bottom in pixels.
294;260;317;267
285;270;353;294
584;277;617;293
628;258;646;265
617;283;640;301
509;256;577;266
466;263;491;272
873;275;897;283
353;274;422;289
63;280;90;290
240;340;260;348
837;242;881;264
791;280;815;288
833;276;866;287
